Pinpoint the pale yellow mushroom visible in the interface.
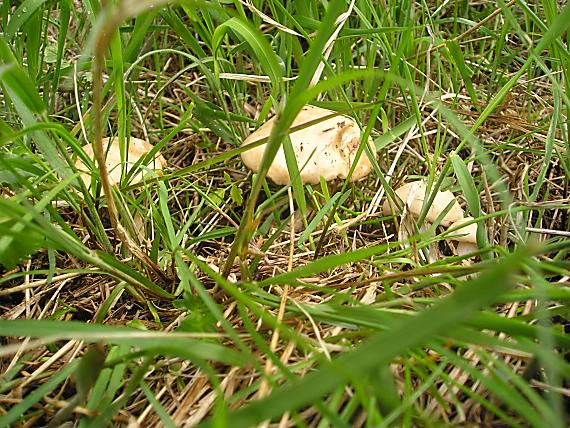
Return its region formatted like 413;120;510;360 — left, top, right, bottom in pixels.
240;105;375;185
75;137;166;188
382;180;464;227
448;216;478;256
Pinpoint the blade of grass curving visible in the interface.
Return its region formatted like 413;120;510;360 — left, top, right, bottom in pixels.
160;8;207;57
95;282;128;323
0;319;245;366
212;17;284;94
0;61;44;116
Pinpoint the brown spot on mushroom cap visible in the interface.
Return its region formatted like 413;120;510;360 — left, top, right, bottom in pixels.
240;105;375;185
75;137;166;188
382;180;464;226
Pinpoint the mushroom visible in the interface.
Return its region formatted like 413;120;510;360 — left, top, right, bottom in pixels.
75;136;166;188
382;180;464;227
448;216;478;256
240;105;375;185
383;180;484;262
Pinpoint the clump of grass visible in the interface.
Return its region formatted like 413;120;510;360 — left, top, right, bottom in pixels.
1;0;569;427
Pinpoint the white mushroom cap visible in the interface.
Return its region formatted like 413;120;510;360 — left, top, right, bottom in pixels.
240;105;375;185
449;216;479;257
448;216;478;243
382;180;464;226
75;137;166;187
456;241;478;257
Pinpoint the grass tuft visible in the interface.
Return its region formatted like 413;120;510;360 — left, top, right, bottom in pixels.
1;0;569;426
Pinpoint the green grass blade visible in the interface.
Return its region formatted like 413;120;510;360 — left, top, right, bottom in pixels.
0;319;245;366
212;17;283;94
4;0;49;43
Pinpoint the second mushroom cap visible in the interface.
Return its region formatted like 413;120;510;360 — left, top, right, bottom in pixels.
382;180;464;226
